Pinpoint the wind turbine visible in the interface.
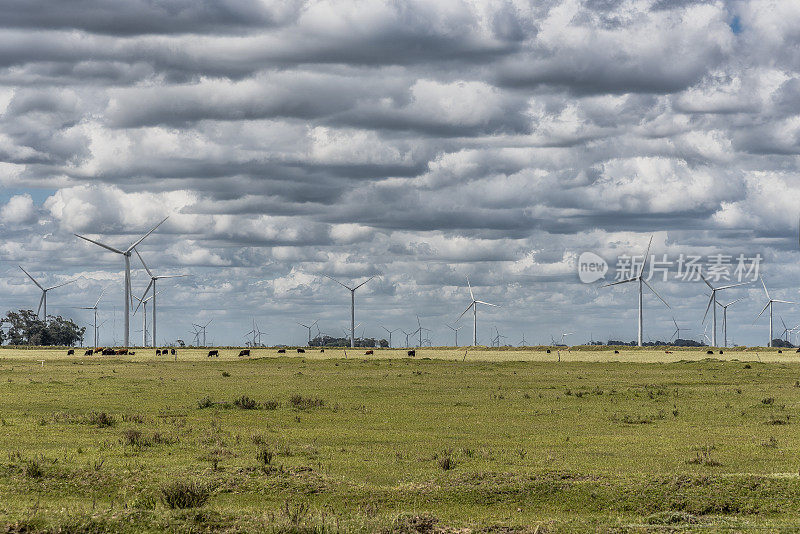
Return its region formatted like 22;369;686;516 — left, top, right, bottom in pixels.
670;316;691;342
601;236;670;347
73;287;108;349
445;323;464;346
700;273;748;347
754;276;794;347
298;320;318;346
134;249;188;349
401;329;413;348
519;332;527;346
324;274;375;348
414;315;431;348
341;323;362;345
780;316;790;343
559;332;573;346
192;320;212;347
19;266;76;321
456;276;500;346
133;289;163;347
74;217;169;347
381;326;399;348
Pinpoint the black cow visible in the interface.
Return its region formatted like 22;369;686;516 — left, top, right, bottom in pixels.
546;349;551;354
614;350;619;354
170;348;176;355
277;349;286;354
67;349;74;355
320;349;324;353
84;349;93;356
207;350;219;357
102;349;115;355
238;349;250;357
155;349;162;356
706;350;714;354
297;348;305;353
407;350;416;357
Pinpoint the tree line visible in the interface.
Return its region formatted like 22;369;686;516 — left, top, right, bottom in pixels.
0;310;85;346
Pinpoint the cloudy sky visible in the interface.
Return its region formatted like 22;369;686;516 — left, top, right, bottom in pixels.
2;0;800;347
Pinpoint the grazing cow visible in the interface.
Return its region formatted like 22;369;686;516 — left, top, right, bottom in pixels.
207;350;219;357
719;350;724;355
297;348;305;353
170;349;176;355
67;349;74;355
129;351;135;355
320;349;324;353
102;349;115;355
665;351;672;354
778;350;783;354
407;350;416;357
115;348;129;355
238;349;250;357
546;349;551;354
706;350;714;355
277;349;286;354
84;349;93;356
614;350;619;354
796;348;800;353
94;347;104;354
365;350;373;355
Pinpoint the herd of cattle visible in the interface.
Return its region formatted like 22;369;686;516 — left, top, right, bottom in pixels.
66;347;418;357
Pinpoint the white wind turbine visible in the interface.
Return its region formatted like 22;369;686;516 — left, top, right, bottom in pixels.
601;236;670;347
134;249;188;349
19;266;77;321
381;326;399;348
74;217;169;347
133;289;163;347
456;276;500;346
445;323;464;346
324;275;375;348
192;320;212;347
670;316;691;342
298;320;318;346
754;276;794;347
401;329;413;348
700;273;748;347
73;287;108;349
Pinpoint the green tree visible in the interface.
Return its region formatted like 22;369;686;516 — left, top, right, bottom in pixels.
1;310;85;346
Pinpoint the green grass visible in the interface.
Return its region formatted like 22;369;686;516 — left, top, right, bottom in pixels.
1;348;799;531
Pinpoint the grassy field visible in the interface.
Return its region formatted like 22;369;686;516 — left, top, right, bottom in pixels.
1;347;799;532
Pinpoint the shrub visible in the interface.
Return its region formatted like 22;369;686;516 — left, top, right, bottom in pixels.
256;446;274;466
263;400;280;410
23;458;43;478
197;397;214;409
160;481;210;509
221;371;231;377
438;455;455;470
289;394;325;410
234;395;258;410
122;429;150;448
88;412;115;427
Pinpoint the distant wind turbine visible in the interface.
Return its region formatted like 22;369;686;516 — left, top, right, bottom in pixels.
381;326;399;348
134;248;188;349
324;274;375;348
75;216;169;347
700;273;748;347
601;236;670;347
670;316;691;342
73;287;108;349
456;276;500;346
19;266;76;321
298;320;319;346
445;323;464;346
754;276;794;347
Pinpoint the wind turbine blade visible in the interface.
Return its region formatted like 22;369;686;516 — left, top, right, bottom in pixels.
74;234;124;254
134;248;153;278
725;297;745;308
475;300;500;308
699;272;714;290
639;235;653;277
601;277;637;287
456;301;474;322
46;278;77;291
154;274;189;280
353;275;375;290
772;299;795;304
781;316;788;330
36;293;44;315
702;293;714;324
760;276;770;300
204;319;213;327
94;286;108;308
754;301;771;322
672;316;678;329
19;266;44;290
323;274;352;290
716;281;749;291
466;276;475;301
642;279;670;309
126;216;169;253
